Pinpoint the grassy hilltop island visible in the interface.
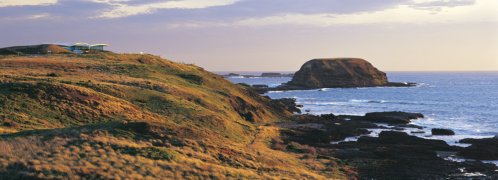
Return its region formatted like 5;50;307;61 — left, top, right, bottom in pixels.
0;45;497;179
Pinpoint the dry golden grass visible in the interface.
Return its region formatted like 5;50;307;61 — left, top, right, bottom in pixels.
0;53;352;179
0;122;351;179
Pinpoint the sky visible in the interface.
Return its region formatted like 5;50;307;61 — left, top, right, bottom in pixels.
0;0;497;71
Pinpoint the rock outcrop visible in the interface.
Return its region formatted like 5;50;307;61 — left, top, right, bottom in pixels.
459;137;498;160
431;128;455;135
363;111;424;125
286;58;414;89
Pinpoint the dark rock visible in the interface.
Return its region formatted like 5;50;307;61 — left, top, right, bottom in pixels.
260;73;293;77
280;114;498;179
357;131;451;149
251;84;268;88
229;96;258;122
270;98;301;114
261;73;282;77
387;82;418;87
363;111;424;124
411;131;425;134
281;114;377;144
459;137;498;160
332;131;492;179
250;84;270;94
227;73;240;76
397;124;424;129
319;113;336;120
431;128;455;136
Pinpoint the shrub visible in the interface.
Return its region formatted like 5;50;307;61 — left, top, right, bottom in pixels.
114;146;173;161
286;142;306;153
237;83;250;87
177;74;203;85
47;73;61;77
272;140;287;151
169;138;184;147
285;142;316;155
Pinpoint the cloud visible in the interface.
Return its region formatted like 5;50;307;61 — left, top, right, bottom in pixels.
0;0;58;7
91;0;240;18
233;0;498;27
410;0;476;11
0;13;54;21
26;13;52;19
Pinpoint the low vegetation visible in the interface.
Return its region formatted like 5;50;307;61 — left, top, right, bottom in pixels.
0;53;352;179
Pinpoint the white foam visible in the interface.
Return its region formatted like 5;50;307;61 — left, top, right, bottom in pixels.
483;160;498;166
267;90;283;93
227;76;245;79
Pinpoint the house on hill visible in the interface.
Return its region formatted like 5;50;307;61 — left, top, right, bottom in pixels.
0;43;109;55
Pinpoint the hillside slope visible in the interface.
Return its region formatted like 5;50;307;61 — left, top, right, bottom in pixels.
0;44;71;55
0;52;351;179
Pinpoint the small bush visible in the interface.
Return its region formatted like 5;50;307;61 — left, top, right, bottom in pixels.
286;142;306;153
237;83;250;87
169;138;184;147
286;142;316;155
177;74;203;85
114;146;173;160
47;73;61;77
272;141;287;151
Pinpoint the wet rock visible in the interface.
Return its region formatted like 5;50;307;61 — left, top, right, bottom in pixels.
363;111;424;124
281;114;376;144
411;130;425;134
432;128;455;136
459;137;498;160
280;114;498;179
270;98;301;114
358;131;452;150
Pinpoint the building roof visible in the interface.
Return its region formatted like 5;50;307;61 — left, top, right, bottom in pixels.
58;43;109;47
73;42;90;47
90;44;109;47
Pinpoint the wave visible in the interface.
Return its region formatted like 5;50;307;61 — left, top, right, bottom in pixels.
349;99;387;103
349;99;434;106
227;76;246;79
267;90;283;93
298;99;434;108
298;102;342;105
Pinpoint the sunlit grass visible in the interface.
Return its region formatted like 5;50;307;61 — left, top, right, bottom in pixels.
0;53;350;179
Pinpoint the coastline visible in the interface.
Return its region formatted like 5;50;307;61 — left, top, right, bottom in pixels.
225;74;498;178
271;101;498;178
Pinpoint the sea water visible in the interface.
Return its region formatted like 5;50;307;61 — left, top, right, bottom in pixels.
225;72;498;145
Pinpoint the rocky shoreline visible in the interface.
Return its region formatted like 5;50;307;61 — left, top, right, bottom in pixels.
248;76;498;178
225;57;497;178
248;82;417;94
274;99;498;179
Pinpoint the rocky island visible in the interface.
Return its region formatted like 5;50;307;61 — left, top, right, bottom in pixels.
250;58;416;92
289;58;390;88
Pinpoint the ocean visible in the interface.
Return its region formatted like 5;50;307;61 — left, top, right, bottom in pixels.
225;72;498;146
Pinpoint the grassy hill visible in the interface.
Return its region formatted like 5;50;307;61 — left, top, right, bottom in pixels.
0;44;71;55
0;52;351;179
